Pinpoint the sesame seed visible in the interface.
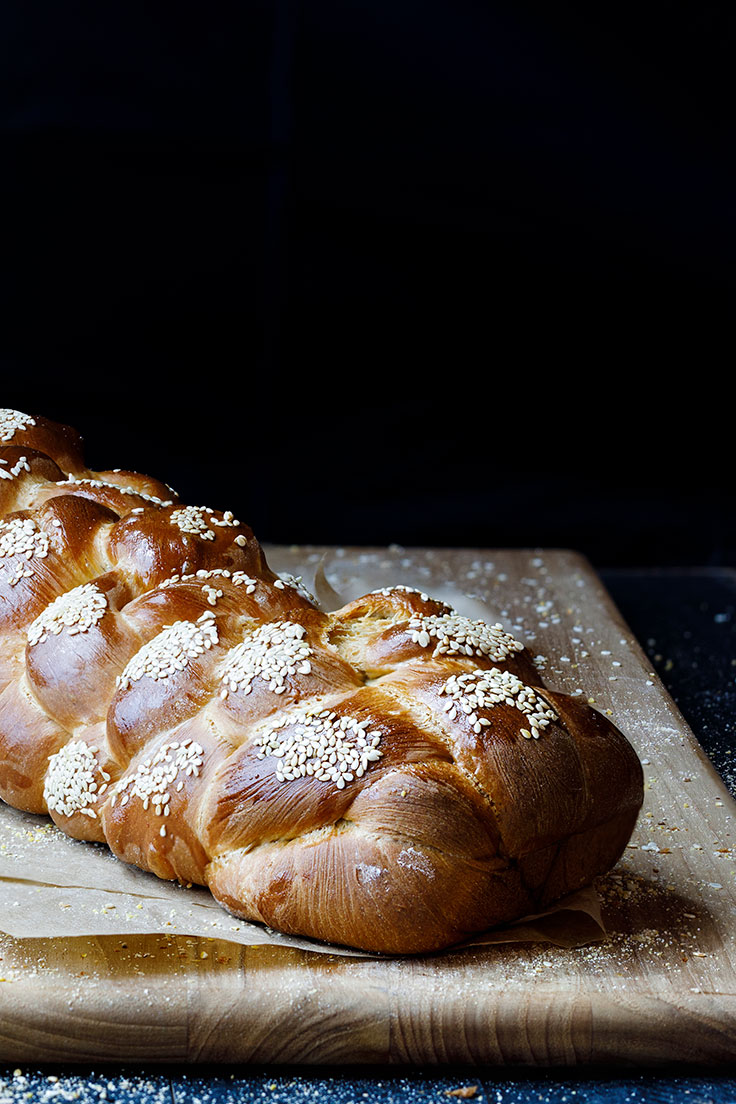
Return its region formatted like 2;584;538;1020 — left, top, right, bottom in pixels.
231;572;258;592
202;584;223;606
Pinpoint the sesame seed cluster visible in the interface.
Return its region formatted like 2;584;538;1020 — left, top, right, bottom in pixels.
27;582;108;647
111;739;205;836
116;611;219;690
255;706;383;788
0;408;36;441
0;516;51;585
202;583;223;606
408;612;526;663
170;505;242;542
219;620;313;698
439;668;558;739
44;739;111;818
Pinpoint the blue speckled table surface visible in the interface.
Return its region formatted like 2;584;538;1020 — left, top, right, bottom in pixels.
2;566;736;1103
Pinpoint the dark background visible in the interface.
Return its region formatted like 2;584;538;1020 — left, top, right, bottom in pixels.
1;1;733;567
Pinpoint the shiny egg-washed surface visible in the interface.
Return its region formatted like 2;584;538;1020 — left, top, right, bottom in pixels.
0;410;643;953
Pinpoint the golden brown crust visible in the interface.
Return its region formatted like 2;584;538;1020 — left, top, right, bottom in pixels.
0;409;645;953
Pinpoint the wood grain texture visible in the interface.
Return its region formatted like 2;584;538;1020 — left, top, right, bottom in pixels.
1;546;735;1067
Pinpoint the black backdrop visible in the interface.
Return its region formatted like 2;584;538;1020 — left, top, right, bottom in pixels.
1;2;733;566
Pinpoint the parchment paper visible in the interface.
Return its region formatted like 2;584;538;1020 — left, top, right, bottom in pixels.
0;553;608;957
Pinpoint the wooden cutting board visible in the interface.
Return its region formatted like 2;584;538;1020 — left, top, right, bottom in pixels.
2;546;736;1068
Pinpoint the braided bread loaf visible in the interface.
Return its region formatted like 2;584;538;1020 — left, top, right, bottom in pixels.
0;408;644;953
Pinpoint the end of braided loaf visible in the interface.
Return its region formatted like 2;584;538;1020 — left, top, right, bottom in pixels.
0;408;643;954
